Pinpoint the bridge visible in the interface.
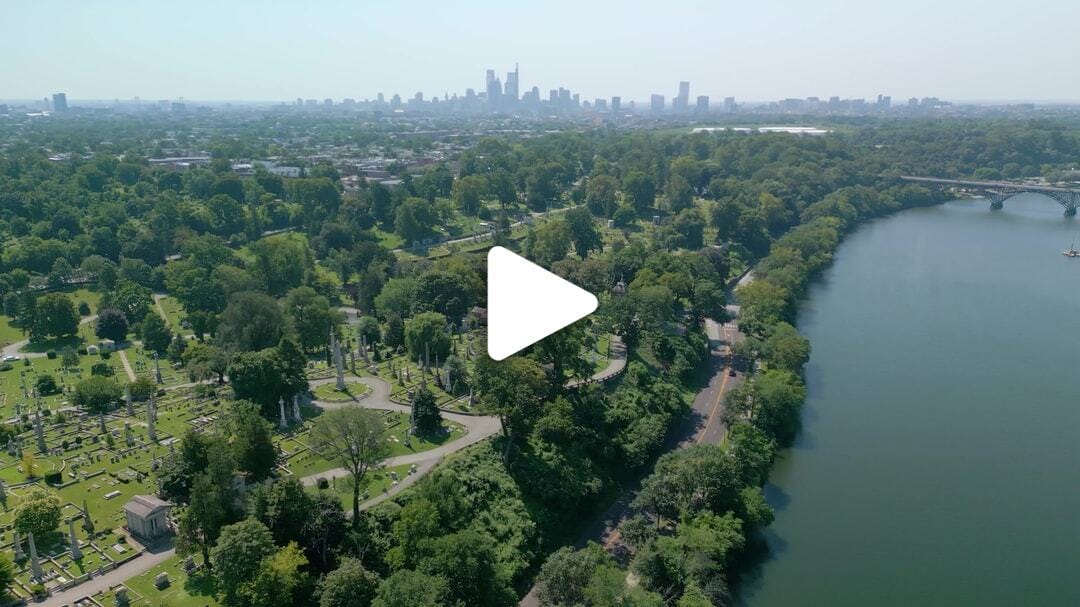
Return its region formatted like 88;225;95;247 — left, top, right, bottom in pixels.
900;176;1080;216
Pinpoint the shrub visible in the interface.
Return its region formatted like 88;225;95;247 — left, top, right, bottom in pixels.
46;350;56;360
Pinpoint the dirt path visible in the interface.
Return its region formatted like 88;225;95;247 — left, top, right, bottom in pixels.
117;350;137;382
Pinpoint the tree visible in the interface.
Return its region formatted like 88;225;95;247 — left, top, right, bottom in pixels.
245;542;311;607
317;558;380;607
210;518;277;607
411;386;442;435
404;312;451;362
30;293;78;340
217;291;285;352
228;345;305;416
72;376;122;413
248;235;311;297
372;570;450;607
564;207;603;259
585;174;619;217
248;477;312;547
14;487;61;539
219;400;278;481
413;271;476;321
537;544;611;607
183;341;229;384
373;278;417;321
673;208;706;249
34;374;58;396
418;530;514;607
139;313;173;354
451;174;487;215
178;440;238;567
762;322;811;372
623;171;656;214
95;308;129;343
284;286;335;352
472;355;548;465
529;220;572;267
309;407;388;521
103;279;153;325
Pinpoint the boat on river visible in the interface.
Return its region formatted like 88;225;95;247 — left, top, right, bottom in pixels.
1063;241;1080;257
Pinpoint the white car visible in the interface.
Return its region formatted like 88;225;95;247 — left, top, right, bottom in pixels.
3;355;19;362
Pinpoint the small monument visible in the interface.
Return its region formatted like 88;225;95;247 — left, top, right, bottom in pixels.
154;571;170;589
278;397;288;430
115;586;130;606
99;412;107;434
68;518;82;559
28;532;43;581
125;383;134;416
153;351;163;384
292;394;302;423
125;422;134;447
12;530;23;560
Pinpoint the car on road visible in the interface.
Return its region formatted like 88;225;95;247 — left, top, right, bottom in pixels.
3;355;19;362
729;368;737;377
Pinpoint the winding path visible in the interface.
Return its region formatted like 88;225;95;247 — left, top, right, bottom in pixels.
1;313;98;360
298;376;502;508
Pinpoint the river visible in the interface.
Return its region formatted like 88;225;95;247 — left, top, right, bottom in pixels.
740;195;1080;606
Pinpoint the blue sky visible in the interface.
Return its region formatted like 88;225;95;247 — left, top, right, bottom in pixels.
3;0;1078;102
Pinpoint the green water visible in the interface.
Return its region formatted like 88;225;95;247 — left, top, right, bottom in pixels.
741;196;1080;606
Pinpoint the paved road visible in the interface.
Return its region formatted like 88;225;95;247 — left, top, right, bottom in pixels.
38;544;176;607
519;314;745;607
391;205;581;254
566;336;627;388
298;376;502;502
1;314;98;360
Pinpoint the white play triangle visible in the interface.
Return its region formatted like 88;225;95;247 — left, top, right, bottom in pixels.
487;246;598;360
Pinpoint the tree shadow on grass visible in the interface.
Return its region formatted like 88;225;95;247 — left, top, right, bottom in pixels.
23;335;84;354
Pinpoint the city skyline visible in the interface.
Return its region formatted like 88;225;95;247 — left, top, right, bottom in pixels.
3;0;1080;102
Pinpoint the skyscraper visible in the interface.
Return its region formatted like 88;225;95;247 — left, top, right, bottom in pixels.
651;94;665;112
486;69;502;107
673;81;690;111
611;96;621;113
52;93;68;112
696;95;709;112
504;64;519;103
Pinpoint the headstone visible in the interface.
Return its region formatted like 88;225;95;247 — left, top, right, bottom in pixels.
115;586;130;606
153;352;163;384
99;412;107;434
125;383;134;416
12;530;23;560
154;572;170;589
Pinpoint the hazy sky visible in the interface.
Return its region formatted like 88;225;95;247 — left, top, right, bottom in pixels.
4;0;1079;103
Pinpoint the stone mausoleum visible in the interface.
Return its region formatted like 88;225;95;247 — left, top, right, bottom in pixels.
124;495;172;540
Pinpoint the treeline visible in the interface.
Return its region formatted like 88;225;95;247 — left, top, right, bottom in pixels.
527;176;951;607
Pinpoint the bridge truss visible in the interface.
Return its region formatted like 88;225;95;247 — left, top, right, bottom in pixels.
900;176;1080;216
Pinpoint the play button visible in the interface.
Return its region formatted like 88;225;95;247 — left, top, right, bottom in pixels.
487;246;598;360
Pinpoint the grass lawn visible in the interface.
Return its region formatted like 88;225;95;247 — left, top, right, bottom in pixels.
308;462;414;510
155;296;191;337
99;554;218;607
311;380;371;402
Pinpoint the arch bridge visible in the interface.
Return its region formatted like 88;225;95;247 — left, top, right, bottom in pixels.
900;176;1080;216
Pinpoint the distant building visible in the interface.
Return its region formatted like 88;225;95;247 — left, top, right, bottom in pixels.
673;81;690;111
696;95;709;112
611;96;621;113
51;93;68;112
723;96;736;112
504;64;519;102
486;69;502;107
594;98;607;110
124;495;172;540
651;94;665;112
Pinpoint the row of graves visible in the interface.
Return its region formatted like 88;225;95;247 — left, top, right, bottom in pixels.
0;379;234;602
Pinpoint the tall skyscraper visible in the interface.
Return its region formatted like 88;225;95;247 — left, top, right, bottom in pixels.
504;64;519;102
651;94;665;112
486;69;502;107
696;95;709;112
611;96;621;113
52;93;68;112
673;81;690;111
